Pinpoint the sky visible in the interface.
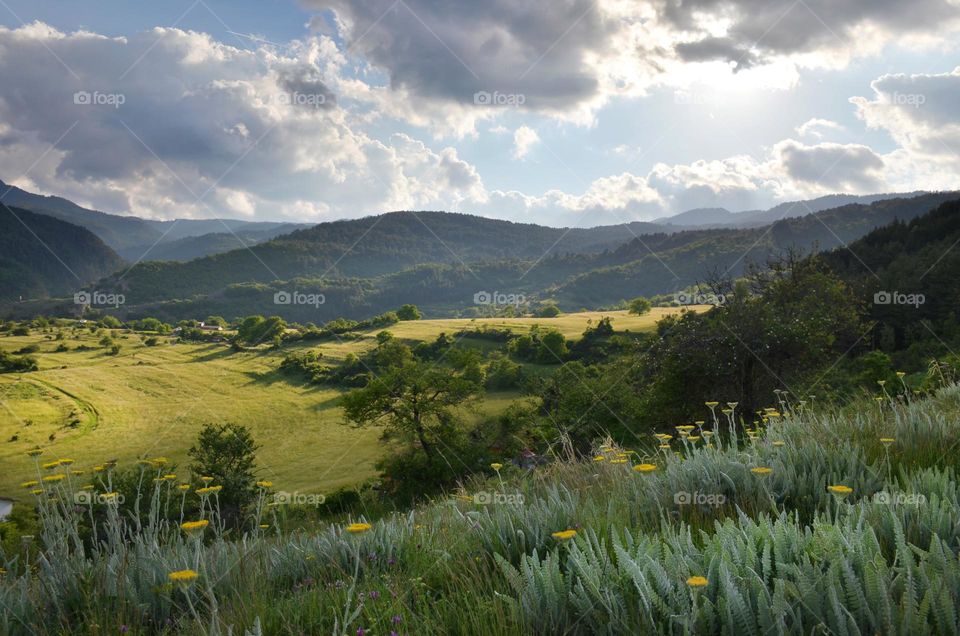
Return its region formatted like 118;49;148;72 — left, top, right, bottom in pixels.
0;0;958;227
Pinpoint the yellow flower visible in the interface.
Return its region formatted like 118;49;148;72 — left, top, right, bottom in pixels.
259;524;269;529
879;437;894;446
81;484;94;491
551;529;577;540
162;474;177;481
593;455;606;462
200;476;214;483
72;470;84;476
751;467;773;476
195;486;222;495
93;465;105;473
877;380;886;387
58;458;75;466
168;569;198;583
675;425;695;432
633;463;656;473
705;402;719;408
828;485;853;496
687;436;701;442
178;484;190;492
658;444;671;450
346;522;372;534
256;480;273;488
42;461;60;470
702;431;714;438
772;440;785;447
610;459;628;464
896;371;906;378
21;480;38;488
686;576;709;587
152;457;169;466
30;488;44;495
42;474;65;483
181;520;210;533
654;433;673;441
26;448;43;457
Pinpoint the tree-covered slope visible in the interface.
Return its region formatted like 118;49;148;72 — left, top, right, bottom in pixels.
0;205;126;300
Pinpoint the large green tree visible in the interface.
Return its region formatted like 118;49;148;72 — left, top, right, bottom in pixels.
341;361;480;461
188;423;260;529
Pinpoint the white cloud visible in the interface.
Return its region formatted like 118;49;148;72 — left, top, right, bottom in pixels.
796;118;844;138
851;68;960;161
0;22;488;221
512;126;540;160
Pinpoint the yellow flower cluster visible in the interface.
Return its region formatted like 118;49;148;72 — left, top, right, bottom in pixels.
181;520;210;533
168;569;198;583
346;522;372;534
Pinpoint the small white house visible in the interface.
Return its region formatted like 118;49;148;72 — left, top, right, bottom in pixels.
0;498;12;521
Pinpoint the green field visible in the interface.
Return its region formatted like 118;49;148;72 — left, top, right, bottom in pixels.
0;309;686;502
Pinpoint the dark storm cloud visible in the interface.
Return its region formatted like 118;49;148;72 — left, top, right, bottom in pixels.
674;37;759;70
776;140;884;191
310;0;614;109
661;0;960;65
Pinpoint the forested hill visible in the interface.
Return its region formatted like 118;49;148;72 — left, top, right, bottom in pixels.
822;197;960;350
0;205;126;300
548;192;960;307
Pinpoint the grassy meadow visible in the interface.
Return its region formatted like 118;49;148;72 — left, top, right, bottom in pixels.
0;309;682;502
3;380;960;634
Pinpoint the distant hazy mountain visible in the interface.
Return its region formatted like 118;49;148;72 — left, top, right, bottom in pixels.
0;179;161;251
734;192;929;227
117;224;312;262
652;207;736;226
654;192;929;227
0;179;305;259
0;204;125;300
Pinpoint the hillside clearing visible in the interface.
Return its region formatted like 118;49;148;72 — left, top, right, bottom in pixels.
0;309;685;500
